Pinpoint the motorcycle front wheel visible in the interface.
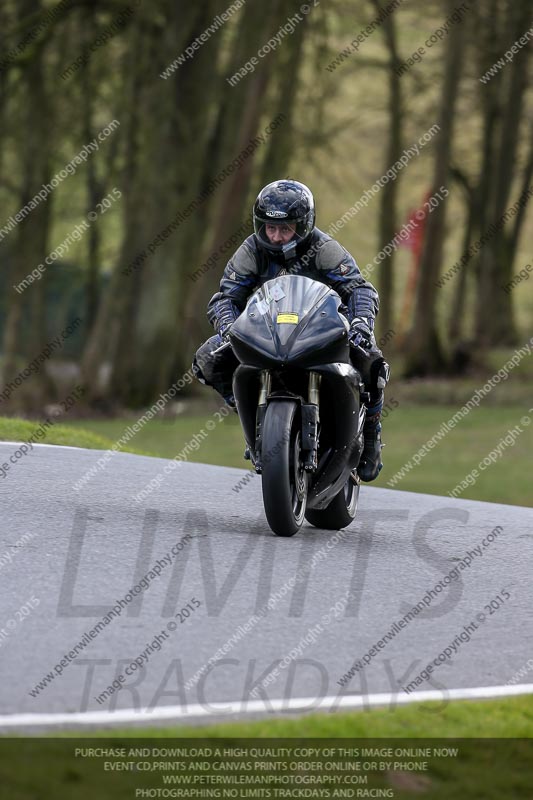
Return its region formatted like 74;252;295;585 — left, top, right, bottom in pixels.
261;400;308;537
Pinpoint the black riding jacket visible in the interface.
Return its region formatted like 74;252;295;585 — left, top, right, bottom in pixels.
207;228;379;335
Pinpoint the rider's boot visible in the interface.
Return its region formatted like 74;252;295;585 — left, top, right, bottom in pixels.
223;392;236;409
357;410;383;482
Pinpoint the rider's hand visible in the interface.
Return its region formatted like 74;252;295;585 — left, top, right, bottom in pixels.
349;317;373;350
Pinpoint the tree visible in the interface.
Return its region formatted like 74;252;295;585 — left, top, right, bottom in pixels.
369;0;403;336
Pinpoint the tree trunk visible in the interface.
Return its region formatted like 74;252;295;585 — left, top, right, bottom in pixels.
1;0;53;411
80;8;104;334
473;0;532;346
404;0;466;376
370;0;402;337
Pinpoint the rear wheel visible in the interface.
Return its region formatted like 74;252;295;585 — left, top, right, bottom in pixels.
261;401;308;537
305;471;360;530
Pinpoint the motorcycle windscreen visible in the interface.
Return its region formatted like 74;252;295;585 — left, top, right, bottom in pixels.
230;275;350;366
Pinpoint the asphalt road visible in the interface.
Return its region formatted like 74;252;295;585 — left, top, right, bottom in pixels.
0;442;531;730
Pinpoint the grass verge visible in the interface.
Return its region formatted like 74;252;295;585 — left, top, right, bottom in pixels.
0;416;145;454
58;693;533;738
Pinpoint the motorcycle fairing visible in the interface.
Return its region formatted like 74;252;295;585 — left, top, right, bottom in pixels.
230;275;351;369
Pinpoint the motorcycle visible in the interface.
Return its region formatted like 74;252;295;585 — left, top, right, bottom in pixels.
220;274;367;537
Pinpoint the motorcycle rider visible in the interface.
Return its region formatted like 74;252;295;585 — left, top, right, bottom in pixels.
193;179;389;482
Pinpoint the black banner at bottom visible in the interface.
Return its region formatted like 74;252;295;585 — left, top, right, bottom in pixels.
0;738;531;799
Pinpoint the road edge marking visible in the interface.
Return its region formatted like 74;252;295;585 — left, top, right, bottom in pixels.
2;682;533;728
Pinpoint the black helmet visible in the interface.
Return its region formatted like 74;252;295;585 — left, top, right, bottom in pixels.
253;179;316;256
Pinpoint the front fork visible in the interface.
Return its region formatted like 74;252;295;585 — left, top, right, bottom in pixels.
253;370;321;473
301;372;320;471
253;371;271;471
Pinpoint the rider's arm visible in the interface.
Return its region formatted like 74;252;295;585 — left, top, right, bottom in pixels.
315;239;379;323
207;240;259;334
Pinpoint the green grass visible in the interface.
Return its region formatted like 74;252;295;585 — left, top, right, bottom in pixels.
0;416;121;452
65;694;533;738
66;411;245;463
383;405;533;506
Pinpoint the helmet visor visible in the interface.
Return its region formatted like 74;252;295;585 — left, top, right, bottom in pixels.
254;215;312;252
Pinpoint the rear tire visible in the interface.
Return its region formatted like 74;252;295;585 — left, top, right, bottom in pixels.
261;401;308;537
305;471;360;530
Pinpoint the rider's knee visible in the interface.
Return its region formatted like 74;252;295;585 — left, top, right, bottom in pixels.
192;338;216;385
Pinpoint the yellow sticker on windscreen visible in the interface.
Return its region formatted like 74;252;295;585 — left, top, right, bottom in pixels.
277;313;299;324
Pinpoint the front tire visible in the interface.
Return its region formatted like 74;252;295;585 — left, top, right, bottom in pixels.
261;401;308;537
305;471;360;530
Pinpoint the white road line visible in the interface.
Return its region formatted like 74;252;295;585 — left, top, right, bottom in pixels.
0;442;91;451
2;683;533;728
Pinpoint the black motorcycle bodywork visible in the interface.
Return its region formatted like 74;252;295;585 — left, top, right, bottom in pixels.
229;275;366;534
